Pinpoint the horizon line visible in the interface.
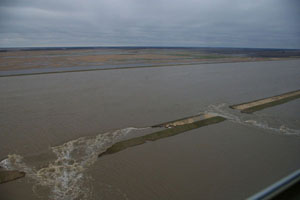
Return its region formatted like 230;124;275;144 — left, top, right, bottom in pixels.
1;46;300;51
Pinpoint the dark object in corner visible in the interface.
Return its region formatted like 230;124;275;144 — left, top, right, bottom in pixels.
0;170;25;184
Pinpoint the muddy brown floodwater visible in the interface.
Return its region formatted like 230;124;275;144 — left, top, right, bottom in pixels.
0;60;300;200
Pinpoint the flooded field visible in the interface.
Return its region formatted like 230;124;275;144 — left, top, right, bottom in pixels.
0;59;300;199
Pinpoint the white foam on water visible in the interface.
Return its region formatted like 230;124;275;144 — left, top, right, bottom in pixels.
1;104;299;199
0;127;149;200
204;103;300;136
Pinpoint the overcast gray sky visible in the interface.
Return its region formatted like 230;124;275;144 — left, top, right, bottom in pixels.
0;0;299;48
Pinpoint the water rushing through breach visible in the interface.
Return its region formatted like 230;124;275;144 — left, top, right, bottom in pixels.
204;103;300;136
1;104;300;199
0;127;149;200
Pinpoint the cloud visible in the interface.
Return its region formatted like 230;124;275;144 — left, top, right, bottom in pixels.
0;0;299;48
